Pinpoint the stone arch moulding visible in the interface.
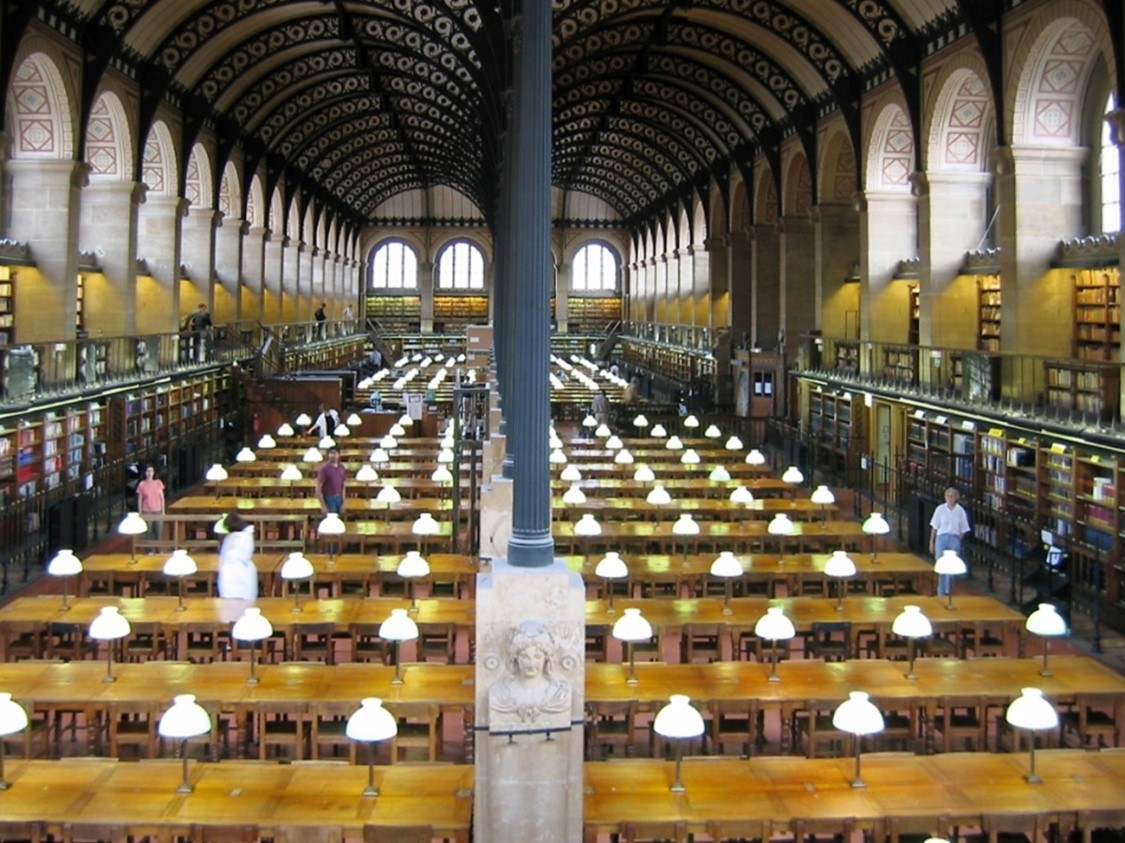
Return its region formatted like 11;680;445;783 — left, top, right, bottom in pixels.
865;100;916;193
6;44;77;161
141;120;178;198
85;89;133;181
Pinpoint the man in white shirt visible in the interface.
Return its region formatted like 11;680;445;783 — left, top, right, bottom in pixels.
929;486;971;595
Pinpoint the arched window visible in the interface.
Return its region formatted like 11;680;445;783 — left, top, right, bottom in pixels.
572;242;618;291
436;241;485;290
1101;93;1120;234
369;241;418;290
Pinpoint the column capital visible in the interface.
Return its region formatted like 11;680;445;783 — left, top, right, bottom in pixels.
1105;108;1125;145
5;158;88;188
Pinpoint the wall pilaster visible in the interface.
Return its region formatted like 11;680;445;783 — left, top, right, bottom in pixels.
78;180;145;337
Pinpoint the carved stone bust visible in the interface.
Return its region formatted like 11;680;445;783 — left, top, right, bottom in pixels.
487;620;572;732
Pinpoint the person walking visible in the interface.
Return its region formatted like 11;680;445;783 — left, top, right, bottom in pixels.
314;302;327;339
217;512;258;602
929;486;971;595
135;464;165;549
185;303;212;362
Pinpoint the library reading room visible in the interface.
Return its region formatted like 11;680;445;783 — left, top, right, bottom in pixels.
0;1;1123;842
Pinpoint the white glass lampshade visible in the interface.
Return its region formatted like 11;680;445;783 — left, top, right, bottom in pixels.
431;465;453;483
1026;603;1067;637
725;435;743;451
397;551;430;578
389;423;406;437
653;694;705;740
614;448;634;464
437;448;455;464
811;485;836;506
833;691;885;737
604;435;623;450
703;424;722;439
574;513;602;536
379;608;419;642
729;486;754;504
708;465;731;482
563;485;587;505
280;464;303;482
376;484;401;503
47;548;83;576
549;434;564;450
710;551;743;578
440;431;454;448
665;435;683;451
380;434;398;449
346;697;398;742
346;413;363;427
560;465;582;482
862;512;890;536
1006;687;1058;731
933;549;967;576
355;464;378;482
754;607;796;641
163;549;198;578
549;449;568;465
280;552;314;582
646;486;672;506
232;607;273;643
294;413;312;427
672;514;700;536
157;694;212;740
649;423;666;437
234;447;255;463
745;449;766;466
398;414;414;428
633;414;649;428
633;465;655;483
318;512;346;535
594;423;611;438
768;513;795;536
892;605;933;639
412;513;440;536
369;448;390;464
680;449;700;465
581;414;598;429
683;415;699;429
204;464;228;482
302;447;323;463
595;552;628;579
257;434;276;449
276;423;295;437
88;606;131;641
824;550;857;578
612;607;653;643
334;424;351;438
781;465;804;484
0;693;28;739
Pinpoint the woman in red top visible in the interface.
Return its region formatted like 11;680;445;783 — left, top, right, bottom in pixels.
136;464;166;547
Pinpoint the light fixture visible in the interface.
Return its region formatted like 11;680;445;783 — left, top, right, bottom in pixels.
581;414;598;430
295;413;312;427
652;695;705;793
708;465;731;482
346;697;399;797
355;464;378;482
725;435;743;450
318;436;336;450
891;604;932;679
396;551;431;614
810;485;835;524
633;414;649;429
933;550;967;609
346;413;362;427
437;448;455;464
162;549;198;611
729;485;754;504
47;548;83;609
614;448;634;465
665;435;683;451
767;513;796;563
594;423;611;438
550;448;568;465
832;691;885;788
703;424;721;439
683;415;699;430
781;465;804;486
88;606;131;682
549;433;563;450
1025;603;1067;676
824;550;857;610
380;609;419;685
633;465;655;483
157;694;212;794
276;423;295;437
334;424;351;437
709;551;743;614
302;447;323;463
412;512;440;537
680;449;700;465
560;464;582;482
650;423;667;437
431;465;453;483
118;512;149;564
595;552;628;613
440;430;454;448
672;514;700;565
280;464;302;483
318;512;347;565
279;551;315;612
1005;688;1059;783
646;485;671;506
605;435;623;450
612;607;653;684
0;694;28;790
376;483;401;503
563;484;587;505
257;434;276;449
235;447;256;463
398;414;413;428
755;607;795;682
862;512;890;562
232;607;273;684
380;433;397;449
745;449;766;466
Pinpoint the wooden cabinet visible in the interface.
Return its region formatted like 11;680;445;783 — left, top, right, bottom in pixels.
1073;267;1120;360
978;274;1001;352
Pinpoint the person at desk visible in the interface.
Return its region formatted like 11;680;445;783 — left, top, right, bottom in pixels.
929;486;970;595
217;512;258;603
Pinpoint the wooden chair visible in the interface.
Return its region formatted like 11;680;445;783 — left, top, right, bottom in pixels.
680;623;721;663
391;705;442;763
805;622;851;661
291;622;337;663
708;700;762;756
705;819;767;843
792;698;848;758
189;825;260;843
587;700;639;760
361;825;434;843
310;701;358;762
255;701;309;761
349;622;389;664
417;624;456;663
43;622;98;662
61;823;127;843
960;623;1006;658
123;621;167;662
931;696;988;753
0;821;44;843
179;623;229;664
1060;696;1120;748
618;820;689;843
106;700;160;759
273;827;343;843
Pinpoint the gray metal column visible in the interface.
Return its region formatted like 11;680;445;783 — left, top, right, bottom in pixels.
506;0;552;568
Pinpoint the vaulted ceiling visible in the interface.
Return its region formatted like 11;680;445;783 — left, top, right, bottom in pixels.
21;0;972;226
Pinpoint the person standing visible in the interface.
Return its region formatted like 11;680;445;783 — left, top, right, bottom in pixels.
929;486;971;595
185;303;212;362
591;389;609;425
316;447;347;515
135;464;165;548
217;512;258;602
314;302;327;339
342;303;355;334
307;403;339;439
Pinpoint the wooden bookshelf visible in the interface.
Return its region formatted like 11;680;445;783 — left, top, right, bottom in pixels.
1073;267;1120;361
908;284;920;345
882;347;916;385
1045;362;1120;422
808;390;860;474
1040;443;1074;542
567;296;621;333
75;273;85;333
978;273;1001;352
1074;453;1117;555
0;266;14;346
620;339;713;385
365;295;422;333
834;341;859;374
432;295;488;330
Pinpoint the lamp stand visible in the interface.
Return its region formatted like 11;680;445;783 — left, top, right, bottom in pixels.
835;579;845;611
291;580;303;613
722;580;732;615
768;639;781;683
177;740;193;794
605;579;616;614
176;577;187;611
905;639;917;680
626;642;638;685
945;590;955;611
1024;732;1041;784
0;740;8;790
1040;642;1051;677
669;741;686;793
407;580;419;615
850;736;866;788
129;538;138;566
392;641;404;685
59;578;72;611
362;742;380;797
104;647;117;683
871;541;880;564
246;646;260;684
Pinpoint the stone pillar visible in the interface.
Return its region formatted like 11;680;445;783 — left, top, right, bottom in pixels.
858;191;916;347
310;248;325;318
241;226;268;323
4;160;84;342
555;260;570;332
812;203;860;341
420;259;435;333
135;195;186;334
281;239;300;322
707;235;729;330
214;217;245;323
180;207;219;314
779;214;815;360
78;180;145;337
263;233;284;324
655;254;669;323
299;243;314;318
728;232;751;345
751;223;780;348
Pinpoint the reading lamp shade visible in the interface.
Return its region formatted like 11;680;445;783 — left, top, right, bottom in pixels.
376;483;401;503
280;552;314;581
745;449;766;466
672;514;700;536
650;424;667;437
47;548;83;576
346;697;398;742
276;423;295;437
117;512;148;537
280;464;303;481
595;552;628;579
411;513;440;536
563;485;587;505
730;486;754;504
163;549;198;578
355;464;378;482
710;551;743;578
612;607;653;643
633;465;655;483
397;551;431;578
158;694;212;740
781;466;804;484
0;691;28;787
295;413;312;427
257;434;276;449
560;465;582;482
708;465;731;482
646;486;672;506
653;694;705;740
574;514;602;536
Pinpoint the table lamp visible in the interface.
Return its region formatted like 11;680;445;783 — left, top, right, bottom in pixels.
933;550;967;609
594;423;611;438
548;448;568;466
280;464;303;487
633;465;655;484
355;464;378;483
318;436;336;450
683;415;699;431
703;424;721;439
1005;687;1058;783
671;514;700;565
754;607;795;682
680;448;701;466
335;424;352;438
650;423;667;437
563;484;587;505
257;434;277;451
379;433;397;449
665;435;683;451
158;694;212;793
832;691;885;788
412;513;440;557
633;413;649;430
235;447;256;463
767;513;795;563
370;447;390;465
646;485;671;506
318;512;346;565
396;550;431;614
380;608;419;685
204;461;228;499
162;549;198;611
612;607;653;684
397;413;413;429
781;465;804;487
279;551;315;612
302;447;323;463
346;697;399;797
431;465;453;483
824;550;857;610
276;422;295;437
1025;603;1067;676
560;464;582;482
437;447;455;464
614;448;634;465
729;485;754;504
0;694;27;790
595;551;629;613
376;482;401;503
46;548;83;610
810;485;835;524
652;694;705;793
891;604;932;679
232;607;273;684
549;432;564;450
725;435;743;451
710;551;743;614
581;414;598;431
708;465;731;482
862;512;890;562
117;511;149;563
295;412;312;427
605;435;623;451
347;413;363;428
88;605;131;682
574;513;602;562
440;430;454;448
745;448;766;466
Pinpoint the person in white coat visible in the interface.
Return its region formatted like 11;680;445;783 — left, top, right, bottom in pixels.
217;512;258;614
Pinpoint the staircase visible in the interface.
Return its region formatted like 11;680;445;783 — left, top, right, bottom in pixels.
594;320;622;362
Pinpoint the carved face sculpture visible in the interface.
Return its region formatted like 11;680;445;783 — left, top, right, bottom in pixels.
515;644;548;680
